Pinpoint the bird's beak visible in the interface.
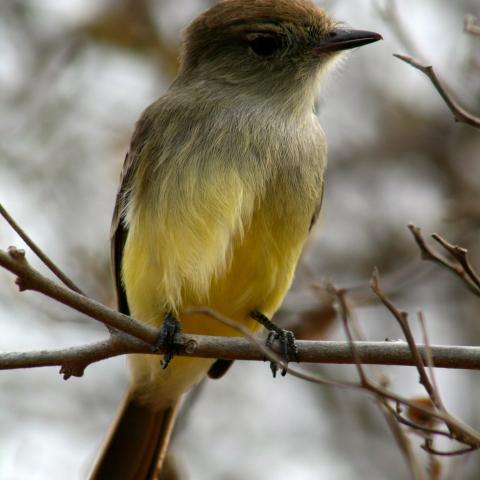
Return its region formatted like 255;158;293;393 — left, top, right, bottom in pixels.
314;29;382;54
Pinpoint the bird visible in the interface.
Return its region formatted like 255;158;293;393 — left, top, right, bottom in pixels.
89;1;381;478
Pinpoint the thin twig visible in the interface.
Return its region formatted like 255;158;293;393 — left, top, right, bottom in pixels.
379;398;426;480
330;285;425;480
422;442;477;457
330;277;480;454
371;270;480;449
383;402;452;439
431;234;480;291
332;287;369;385
371;268;442;408
0;202;85;295
186;306;353;389
394;54;480;129
418;311;445;412
192;306;480;444
409;224;480;297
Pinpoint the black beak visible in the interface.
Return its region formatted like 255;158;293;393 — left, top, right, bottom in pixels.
314;29;382;54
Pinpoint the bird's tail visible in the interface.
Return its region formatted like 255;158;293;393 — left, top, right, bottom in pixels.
89;391;180;480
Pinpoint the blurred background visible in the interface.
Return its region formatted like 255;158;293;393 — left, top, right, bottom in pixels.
0;0;479;478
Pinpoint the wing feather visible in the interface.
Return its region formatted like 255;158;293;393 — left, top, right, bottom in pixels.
110;152;137;315
110;108;157;315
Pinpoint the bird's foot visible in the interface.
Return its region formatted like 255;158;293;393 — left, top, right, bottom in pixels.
250;310;299;377
153;312;182;369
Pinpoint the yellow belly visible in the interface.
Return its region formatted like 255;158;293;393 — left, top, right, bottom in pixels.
123;182;312;407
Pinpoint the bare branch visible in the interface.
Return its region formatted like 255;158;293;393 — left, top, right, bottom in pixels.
371;269;441;407
0;202;85;295
2;245;480;379
329;284;425;480
185;310;480;459
422;440;477;457
329;276;480;452
330;286;369;385
0;336;148;379
2;244;480;453
193;307;479;444
187;306;351;389
394;54;480;129
383;402;451;439
431;233;480;292
409;225;480;297
370;270;480;449
418;312;445;412
379;399;426;480
4;336;480;374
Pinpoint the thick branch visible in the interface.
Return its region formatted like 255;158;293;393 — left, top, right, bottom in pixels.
2;338;480;375
394;54;480;129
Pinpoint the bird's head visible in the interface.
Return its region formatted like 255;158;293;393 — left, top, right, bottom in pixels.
178;0;381;106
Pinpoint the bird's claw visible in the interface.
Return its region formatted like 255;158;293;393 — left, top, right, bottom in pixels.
250;310;298;378
153;312;182;369
266;328;298;377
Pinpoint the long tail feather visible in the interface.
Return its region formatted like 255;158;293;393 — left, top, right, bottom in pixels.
89;392;179;480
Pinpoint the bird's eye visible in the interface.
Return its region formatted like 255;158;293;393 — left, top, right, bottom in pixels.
248;35;281;57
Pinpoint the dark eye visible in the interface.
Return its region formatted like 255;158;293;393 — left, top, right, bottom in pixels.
248;35;280;57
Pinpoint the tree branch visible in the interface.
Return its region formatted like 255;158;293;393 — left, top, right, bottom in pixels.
408;224;480;297
4;337;480;376
394;54;480;129
2;242;480;455
2;245;480;378
431;233;480;292
371;269;442;409
370;270;480;448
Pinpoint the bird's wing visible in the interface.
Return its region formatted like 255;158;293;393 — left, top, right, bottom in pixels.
110;107;156;315
110;151;137;316
309;182;325;231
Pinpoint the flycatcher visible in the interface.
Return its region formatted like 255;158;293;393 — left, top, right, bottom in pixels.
89;1;381;478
